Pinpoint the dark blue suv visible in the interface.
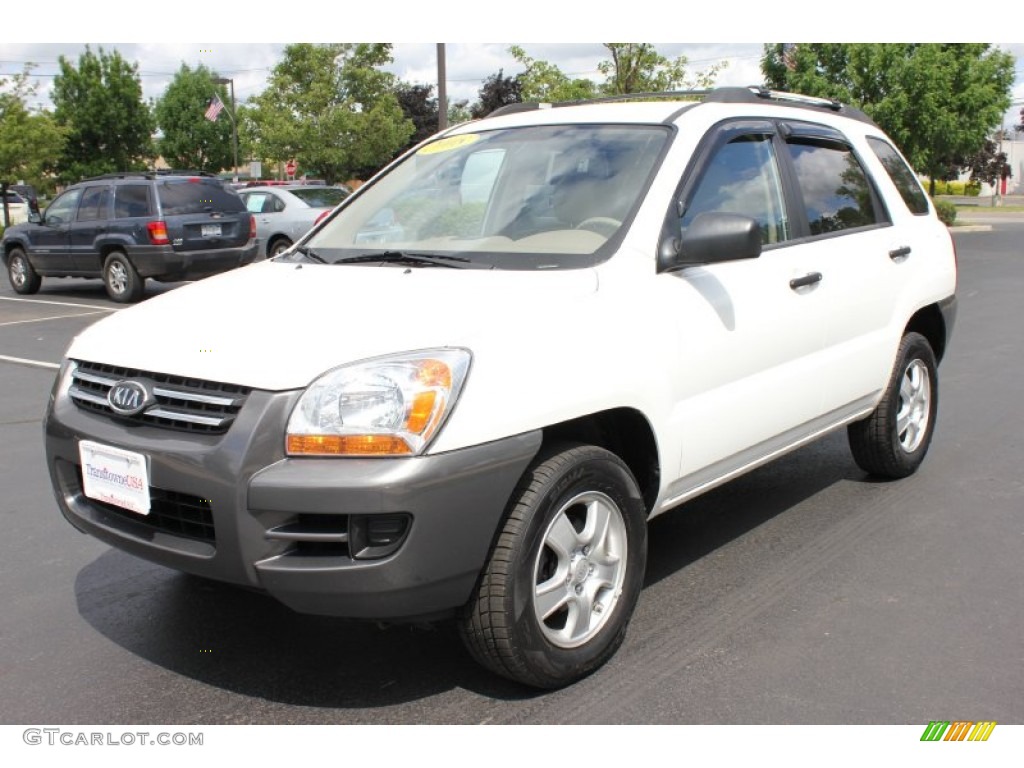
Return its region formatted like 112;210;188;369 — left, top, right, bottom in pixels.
2;173;257;302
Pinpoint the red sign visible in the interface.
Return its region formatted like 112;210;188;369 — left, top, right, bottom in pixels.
285;160;297;176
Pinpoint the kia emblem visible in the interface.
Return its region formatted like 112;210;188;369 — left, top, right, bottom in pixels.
107;380;151;417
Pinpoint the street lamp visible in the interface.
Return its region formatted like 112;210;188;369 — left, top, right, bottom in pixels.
212;77;239;182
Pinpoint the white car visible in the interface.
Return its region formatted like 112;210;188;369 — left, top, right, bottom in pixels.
2;190;30;226
239;185;349;258
43;88;957;689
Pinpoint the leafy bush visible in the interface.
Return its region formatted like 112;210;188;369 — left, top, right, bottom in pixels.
934;200;957;226
933;180;982;196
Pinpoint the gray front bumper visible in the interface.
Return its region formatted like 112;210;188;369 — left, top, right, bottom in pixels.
44;376;542;620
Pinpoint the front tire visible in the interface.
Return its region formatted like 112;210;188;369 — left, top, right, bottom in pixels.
7;247;42;295
103;252;144;303
848;332;938;478
460;443;647;689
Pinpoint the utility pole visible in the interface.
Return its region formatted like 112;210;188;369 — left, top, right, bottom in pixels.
437;43;448;131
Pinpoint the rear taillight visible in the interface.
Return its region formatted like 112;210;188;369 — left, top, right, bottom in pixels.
249;215;256;240
314;210;330;226
146;221;169;245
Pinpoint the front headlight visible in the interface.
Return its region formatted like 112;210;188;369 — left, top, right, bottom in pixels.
286;348;471;456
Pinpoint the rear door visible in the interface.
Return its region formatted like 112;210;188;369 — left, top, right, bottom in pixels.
775;123;902;415
157;179;251;251
70;184;112;272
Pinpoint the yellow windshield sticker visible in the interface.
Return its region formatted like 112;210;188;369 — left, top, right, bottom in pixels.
418;134;481;155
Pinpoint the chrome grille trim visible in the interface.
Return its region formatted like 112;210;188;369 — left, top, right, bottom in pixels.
68;360;251;434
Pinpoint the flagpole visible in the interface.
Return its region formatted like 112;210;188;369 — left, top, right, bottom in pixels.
212;77;239;182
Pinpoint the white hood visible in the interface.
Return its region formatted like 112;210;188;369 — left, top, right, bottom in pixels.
67;261;599;390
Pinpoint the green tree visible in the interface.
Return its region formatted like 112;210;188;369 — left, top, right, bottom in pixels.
510;44;726;103
245;43;413;184
51;46;155;181
154;63;233;172
761;44;1015;195
509;46;598;102
0;66;65;190
598;43;727;95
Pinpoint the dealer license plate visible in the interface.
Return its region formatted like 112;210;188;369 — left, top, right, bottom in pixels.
201;223;222;237
79;440;150;515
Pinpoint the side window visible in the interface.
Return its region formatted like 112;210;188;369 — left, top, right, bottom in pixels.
866;137;929;215
44;188;83;225
786;140;882;235
241;193;266;213
114;185;152;218
76;186;110;222
681;134;789;245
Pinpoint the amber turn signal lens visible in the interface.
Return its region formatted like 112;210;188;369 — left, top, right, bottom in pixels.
286;434;413;456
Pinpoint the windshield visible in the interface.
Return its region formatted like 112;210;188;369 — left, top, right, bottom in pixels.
304;124;670;269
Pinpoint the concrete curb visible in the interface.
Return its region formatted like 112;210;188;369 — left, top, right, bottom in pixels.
949;225;993;233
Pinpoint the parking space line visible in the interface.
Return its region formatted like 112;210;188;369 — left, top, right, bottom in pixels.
0;354;60;370
0;310;108;328
0;296;119;311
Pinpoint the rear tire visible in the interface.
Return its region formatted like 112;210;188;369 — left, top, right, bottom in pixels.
848;332;938;478
103;252;145;303
7;247;41;295
460;443;647;689
268;237;292;258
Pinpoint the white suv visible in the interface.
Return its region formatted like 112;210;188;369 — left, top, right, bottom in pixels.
44;88;957;689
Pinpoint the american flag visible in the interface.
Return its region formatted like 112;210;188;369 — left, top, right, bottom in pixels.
782;44;798;72
204;93;225;122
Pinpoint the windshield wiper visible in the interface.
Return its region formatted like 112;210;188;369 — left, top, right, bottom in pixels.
290;245;328;263
331;250;491;269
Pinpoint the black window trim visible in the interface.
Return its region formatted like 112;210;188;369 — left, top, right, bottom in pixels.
667;116;898;263
671;118;797;254
774;120;893;241
75;184;111;223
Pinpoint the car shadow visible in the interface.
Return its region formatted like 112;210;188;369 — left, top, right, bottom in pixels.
30;277;188;304
643;430;863;588
73;551;536;712
72;431;867;713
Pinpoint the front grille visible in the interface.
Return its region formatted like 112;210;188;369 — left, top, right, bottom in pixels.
69;360;250;434
75;467;216;544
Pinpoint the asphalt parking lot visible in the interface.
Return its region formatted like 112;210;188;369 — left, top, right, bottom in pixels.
1;226;1023;726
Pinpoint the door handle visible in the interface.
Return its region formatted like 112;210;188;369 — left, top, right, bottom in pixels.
889;246;912;261
789;272;823;290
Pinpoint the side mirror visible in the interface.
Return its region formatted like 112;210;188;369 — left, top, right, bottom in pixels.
28;210;42;224
657;212;762;272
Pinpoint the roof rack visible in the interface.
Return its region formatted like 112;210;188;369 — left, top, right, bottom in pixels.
487;86;876;125
81;170;219;182
82;172;156;181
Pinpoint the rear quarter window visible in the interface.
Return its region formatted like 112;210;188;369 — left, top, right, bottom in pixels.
158;181;246;215
866;137;930;215
113;185;152;218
